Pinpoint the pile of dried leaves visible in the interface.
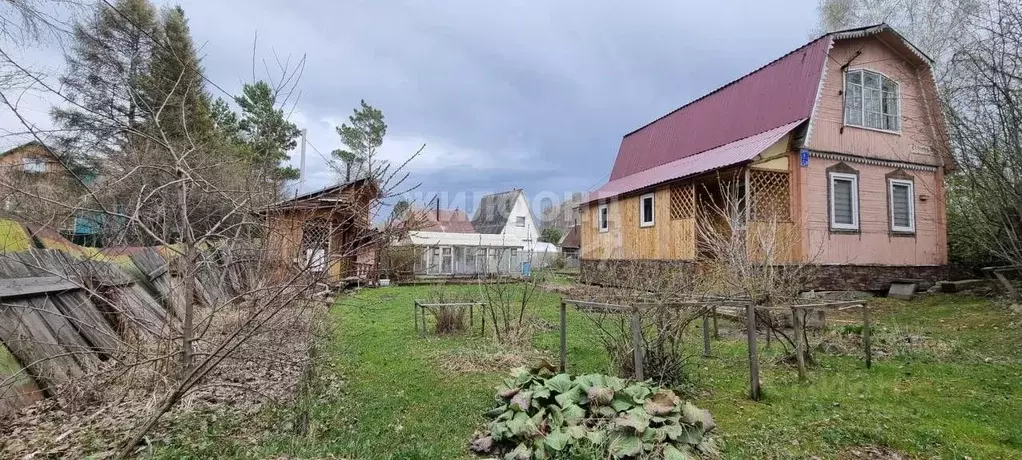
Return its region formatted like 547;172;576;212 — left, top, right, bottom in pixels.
0;302;323;459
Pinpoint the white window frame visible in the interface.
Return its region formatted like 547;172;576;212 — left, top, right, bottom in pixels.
888;179;916;233
639;193;655;228
515;216;526;227
843;68;901;134
597;204;609;233
440;246;453;274
829;172;859;231
23;157;45;173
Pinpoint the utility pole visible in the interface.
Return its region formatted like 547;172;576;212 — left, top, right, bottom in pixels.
298;128;307;195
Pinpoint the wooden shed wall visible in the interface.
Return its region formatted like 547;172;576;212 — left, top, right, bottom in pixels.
581;186;696;261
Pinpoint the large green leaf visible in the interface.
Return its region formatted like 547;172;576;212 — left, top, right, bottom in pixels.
585;429;606;446
681;402;716;434
505;443;532;460
607;433;642;459
544;429;571;451
485;404;510;418
545;373;574;394
621;384;652;403
554;386;582;408
610;394;635;412
507;412;539;437
565;425;586;440
614;407;650;433
663;444;697;460
562;403;585;425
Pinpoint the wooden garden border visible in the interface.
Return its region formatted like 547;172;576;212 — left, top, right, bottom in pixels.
412;300;487;337
559;297;873;401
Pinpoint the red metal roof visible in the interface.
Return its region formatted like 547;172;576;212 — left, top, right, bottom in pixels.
609;36;831;181
587;119;805;203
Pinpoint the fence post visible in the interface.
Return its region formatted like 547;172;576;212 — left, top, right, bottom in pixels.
793;307;806;382
559;301;567;373
630;308;644;381
702;307;711;357
480;303;486;336
414;300;420;336
863;303;872;369
712;306;719;339
746;304;761;400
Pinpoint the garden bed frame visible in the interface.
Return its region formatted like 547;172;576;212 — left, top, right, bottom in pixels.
559;297;873;400
412;300;487;337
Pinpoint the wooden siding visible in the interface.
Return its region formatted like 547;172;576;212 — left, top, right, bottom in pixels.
581;186;696;261
799;157;946;265
807;36;945;166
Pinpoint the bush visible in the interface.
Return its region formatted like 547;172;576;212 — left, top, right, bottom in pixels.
470;363;717;459
433;306;468;335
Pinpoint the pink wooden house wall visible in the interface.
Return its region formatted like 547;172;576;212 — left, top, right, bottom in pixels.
801;36;948;266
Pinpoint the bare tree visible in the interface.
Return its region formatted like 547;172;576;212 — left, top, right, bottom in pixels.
941;0;1022;267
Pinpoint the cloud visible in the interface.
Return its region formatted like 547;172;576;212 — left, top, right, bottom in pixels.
2;0;822;211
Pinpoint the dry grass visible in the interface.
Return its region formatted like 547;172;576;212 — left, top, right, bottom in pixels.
0;300;323;459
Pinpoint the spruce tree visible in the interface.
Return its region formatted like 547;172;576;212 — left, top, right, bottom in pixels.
51;0;158;162
139;6;213;146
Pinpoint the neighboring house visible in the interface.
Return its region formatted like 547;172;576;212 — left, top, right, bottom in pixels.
539;192;583;235
581;24;951;291
558;224;581;268
396;189;559;277
0;142;103;245
472;189;542;251
264;178;381;285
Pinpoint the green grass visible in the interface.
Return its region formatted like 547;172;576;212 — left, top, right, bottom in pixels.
151;288;1022;459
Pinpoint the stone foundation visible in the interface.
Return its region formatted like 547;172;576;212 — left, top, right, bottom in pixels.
580;259;952;292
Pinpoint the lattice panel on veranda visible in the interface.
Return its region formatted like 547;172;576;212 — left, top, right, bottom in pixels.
670;183;695;220
300;218;330;251
750;170;791;222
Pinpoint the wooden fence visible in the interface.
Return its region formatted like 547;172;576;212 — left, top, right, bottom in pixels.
0;246;248;418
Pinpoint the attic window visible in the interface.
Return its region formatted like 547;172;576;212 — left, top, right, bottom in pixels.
516;216;526;227
23;157;45;173
844;69;899;132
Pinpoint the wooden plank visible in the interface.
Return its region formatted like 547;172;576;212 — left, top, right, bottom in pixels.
559;302;567;373
702;309;711;357
630;311;644;380
0;276;79;298
746;304;761;400
863;304;872;369
29;297;100;373
50;292;121;357
793;309;806;382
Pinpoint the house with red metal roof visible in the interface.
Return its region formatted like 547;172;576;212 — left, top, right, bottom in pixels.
581;24;952;291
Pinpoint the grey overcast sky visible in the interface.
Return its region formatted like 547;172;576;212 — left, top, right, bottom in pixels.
2;0;822;214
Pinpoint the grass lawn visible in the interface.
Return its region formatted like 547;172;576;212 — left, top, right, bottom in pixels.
153;286;1022;459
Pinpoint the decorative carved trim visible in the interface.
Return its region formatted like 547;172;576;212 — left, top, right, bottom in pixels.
809;150;938;172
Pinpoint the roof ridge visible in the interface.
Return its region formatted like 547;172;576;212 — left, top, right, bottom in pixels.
622;36;831;139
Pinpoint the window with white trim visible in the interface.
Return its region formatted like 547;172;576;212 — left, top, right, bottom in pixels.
844;69;899;132
23;157;45;173
515;216;526;227
639;193;655;227
829;172;859;230
888;179;915;233
598;204;609;233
